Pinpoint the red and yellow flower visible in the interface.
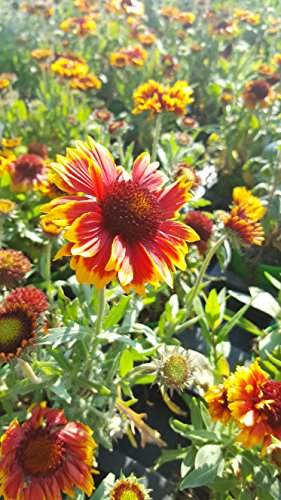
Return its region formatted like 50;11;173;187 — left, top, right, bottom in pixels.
211;20;239;38
243;80;274;109
174;11;196;27
132;79;194;119
233;8;260;25
70;74;102;91
31;49;52;60
0;78;10;91
60;16;96;36
4;287;49;315
51;55;89;78
184;211;213;254
138;32;156;46
273;53;281;68
224;187;265;246
42;138;199;295
9;153;48;192
226;361;281;454
205;383;232;425
110;474;150;499
0;249;31;289
2;137;22;149
110;52;130;68
0;199;15;217
0;402;97;499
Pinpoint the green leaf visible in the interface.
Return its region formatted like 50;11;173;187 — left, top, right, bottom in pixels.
103;296;131;329
119;348;134;377
216;300;254;343
49;379;72;404
180;444;223;489
205;289;221;330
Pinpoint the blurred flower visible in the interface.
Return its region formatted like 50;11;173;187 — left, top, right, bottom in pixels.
226;361;281;454
28;142;49;159
108;120;126;135
0;78;11;91
110;474;151;499
211;20;239;38
233;8;260;25
70;74;102;91
0;150;16;161
40;217;63;238
9;153;48;192
184;211;213;254
0;402;97;498
51;55;89;78
75;0;99;14
205;383;232;425
243;80;274;109
181;116;199;128
110;52;130;67
0;199;15;218
0;249;31;288
175;132;191;146
132;79;194;119
138;32;156;46
31;48;52;60
224;187;265;246
39;170;66;199
273;53;281;67
161;54;179;78
42;137;199;295
174;11;196;27
0;303;38;362
191;43;202;52
176;163;200;190
122;46;147;66
220;89;235;104
60;16;96;36
160;6;179;18
267;443;281;469
2;137;21;149
94;108;113;123
3;286;49;315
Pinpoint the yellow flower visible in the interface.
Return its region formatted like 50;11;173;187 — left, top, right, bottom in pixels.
51;56;89;78
205;383;232;425
243;80;274;109
31;49;52;60
60;16;96;36
174;11;196;26
273;53;281;67
110;52;130;68
0;78;10;91
70;74;102;91
2;137;22;149
233;8;260;25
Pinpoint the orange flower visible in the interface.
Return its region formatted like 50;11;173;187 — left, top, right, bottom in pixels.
31;49;52;60
174;11;196;26
124;46;147;66
0;402;97;499
273;53;281;67
51;56;89;78
60;16;96;36
110;475;150;499
233;8;260;25
160;6;179;18
138;32;156;46
224;187;265;246
243;80;274;109
70;74;102;91
0;78;10;91
226;362;281;454
211;20;239;38
205;384;232;425
42;138;199;295
0;199;15;217
132;79;194;119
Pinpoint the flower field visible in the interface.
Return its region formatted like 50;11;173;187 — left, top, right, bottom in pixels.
0;0;281;498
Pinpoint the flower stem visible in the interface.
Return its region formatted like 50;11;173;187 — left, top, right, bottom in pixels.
117;136;125;166
44;241;52;292
95;288;106;336
17;358;42;384
151;114;162;162
186;234;228;313
0;218;3;247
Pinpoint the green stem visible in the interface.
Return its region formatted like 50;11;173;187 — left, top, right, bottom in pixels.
44;241;52;292
117;136;125;166
95;288;106;337
186;234;228;313
151;114;162;162
126;362;156;380
0;218;3;247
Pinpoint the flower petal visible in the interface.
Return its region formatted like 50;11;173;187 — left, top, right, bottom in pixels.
132;152;167;190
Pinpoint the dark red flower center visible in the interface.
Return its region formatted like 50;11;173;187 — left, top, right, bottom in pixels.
263;381;281;428
15;154;44;181
250;81;269;99
0;311;34;354
100;180;162;242
18;428;65;477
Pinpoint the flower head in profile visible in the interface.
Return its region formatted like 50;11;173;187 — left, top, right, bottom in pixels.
110;474;151;500
224;187;265;246
51;55;89;78
9;153;48;192
0;303;38;362
0;402;97;499
211;20;239;38
205;383;232;425
243;80;274;109
41;217;63;238
42;137;199;295
2;137;22;149
233;8;260;25
0;249;31;288
226;361;281;454
70;74;102;91
132;79;194;119
94;108;113;123
174;11;196;27
60;16;96;36
184;211;213;254
4;286;49;315
31;48;52;60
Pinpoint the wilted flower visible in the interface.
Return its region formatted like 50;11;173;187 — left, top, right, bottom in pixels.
184;211;213;254
243;80;274;109
181;116;199;128
108;120;127;135
9;153;48;191
42;137;199;295
175;132;191;146
0;249;31;288
3;286;49;315
0;302;38;362
0;402;97;498
267;442;281;469
31;48;52;60
110;474;151;499
70;74;102;91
